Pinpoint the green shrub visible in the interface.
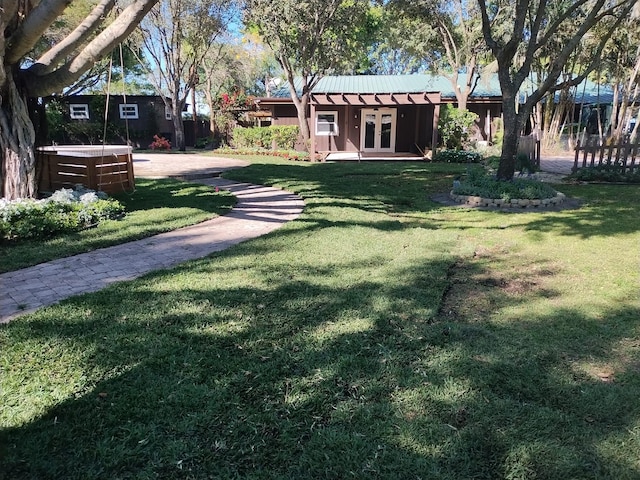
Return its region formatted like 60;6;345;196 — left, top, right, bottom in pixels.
453;165;558;200
0;187;125;242
568;166;640;183
194;137;218;149
433;149;483;163
271;125;300;150
232;126;300;150
438;104;479;150
232;126;273;148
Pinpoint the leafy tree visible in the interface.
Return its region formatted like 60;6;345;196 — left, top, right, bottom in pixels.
0;0;158;200
478;0;639;180
385;0;490;110
136;0;235;151
201;34;278;143
244;0;377;148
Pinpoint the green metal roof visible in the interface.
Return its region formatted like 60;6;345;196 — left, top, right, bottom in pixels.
271;74;503;98
270;74;617;104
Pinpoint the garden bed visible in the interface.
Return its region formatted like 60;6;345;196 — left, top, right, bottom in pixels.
449;190;567;209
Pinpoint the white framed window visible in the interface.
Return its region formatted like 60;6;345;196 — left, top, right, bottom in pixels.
316;111;338;136
119;103;139;119
70;104;89;120
165;106;172;120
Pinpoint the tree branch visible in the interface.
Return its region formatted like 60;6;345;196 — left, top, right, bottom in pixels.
26;0;158;97
28;0;116;75
524;1;636;110
6;0;73;64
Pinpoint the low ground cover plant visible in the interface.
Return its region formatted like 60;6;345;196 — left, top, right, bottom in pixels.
0;178;235;273
568;165;640;183
0;186;124;242
216;146;309;161
452;165;558;201
433;149;483;163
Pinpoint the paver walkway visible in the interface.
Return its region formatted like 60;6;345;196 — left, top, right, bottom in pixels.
1;156;304;323
539;155;574;175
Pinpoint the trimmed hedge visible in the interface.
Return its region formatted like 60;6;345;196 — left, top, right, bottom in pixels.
233;126;300;150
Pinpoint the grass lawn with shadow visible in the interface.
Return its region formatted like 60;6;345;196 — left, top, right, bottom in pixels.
1;156;639;479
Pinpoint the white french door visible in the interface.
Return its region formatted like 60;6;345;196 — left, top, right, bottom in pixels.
360;108;397;153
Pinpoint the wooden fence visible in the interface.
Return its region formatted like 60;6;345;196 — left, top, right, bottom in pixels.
37;146;135;194
573;139;640;173
518;135;541;170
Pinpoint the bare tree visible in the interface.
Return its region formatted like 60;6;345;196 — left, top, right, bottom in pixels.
0;0;158;199
478;0;638;180
136;0;234;151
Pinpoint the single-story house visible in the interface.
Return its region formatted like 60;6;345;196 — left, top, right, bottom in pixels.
254;74;503;158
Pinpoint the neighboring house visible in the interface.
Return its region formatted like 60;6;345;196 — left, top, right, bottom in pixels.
48;95;174;148
254;74;503;158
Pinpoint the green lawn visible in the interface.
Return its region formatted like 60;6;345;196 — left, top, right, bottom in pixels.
1;157;639;479
0;178;235;273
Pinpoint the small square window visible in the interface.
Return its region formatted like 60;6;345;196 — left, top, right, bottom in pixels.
70;104;89;119
316;111;338;136
165;106;172;120
119;103;139;119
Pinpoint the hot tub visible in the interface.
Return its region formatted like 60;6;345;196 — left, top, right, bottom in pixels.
37;145;135;194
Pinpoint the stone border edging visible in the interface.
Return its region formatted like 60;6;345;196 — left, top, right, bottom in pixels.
449;191;566;209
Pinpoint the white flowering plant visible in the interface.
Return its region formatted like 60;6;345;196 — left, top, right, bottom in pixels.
0;186;124;241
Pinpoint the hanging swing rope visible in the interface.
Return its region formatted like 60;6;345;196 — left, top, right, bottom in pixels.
99;45;135;195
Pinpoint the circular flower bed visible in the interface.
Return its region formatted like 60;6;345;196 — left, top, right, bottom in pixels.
449;165;566;209
449;191;566;209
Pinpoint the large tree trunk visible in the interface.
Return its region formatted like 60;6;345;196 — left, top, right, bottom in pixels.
172;105;185;151
292;94;310;148
497;91;527;181
0;72;37;199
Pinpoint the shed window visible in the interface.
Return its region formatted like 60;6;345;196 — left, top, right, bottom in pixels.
165;106;172;120
119;103;139;119
70;104;90;119
316;111;338;136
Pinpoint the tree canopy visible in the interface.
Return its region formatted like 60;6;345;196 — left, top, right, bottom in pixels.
136;0;236;151
244;0;377;146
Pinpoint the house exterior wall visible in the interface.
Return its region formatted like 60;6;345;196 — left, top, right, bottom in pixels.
50;95;174;148
272;105;300;125
314;106;347;152
270;102;438;153
467;101;502;142
265;93;500;153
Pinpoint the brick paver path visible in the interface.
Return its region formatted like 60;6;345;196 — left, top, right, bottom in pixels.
1;172;304;323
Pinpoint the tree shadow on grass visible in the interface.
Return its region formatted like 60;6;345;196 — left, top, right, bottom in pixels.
2;246;640;479
224;162;640;238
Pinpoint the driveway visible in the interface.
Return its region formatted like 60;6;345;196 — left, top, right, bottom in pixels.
132;152;250;178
